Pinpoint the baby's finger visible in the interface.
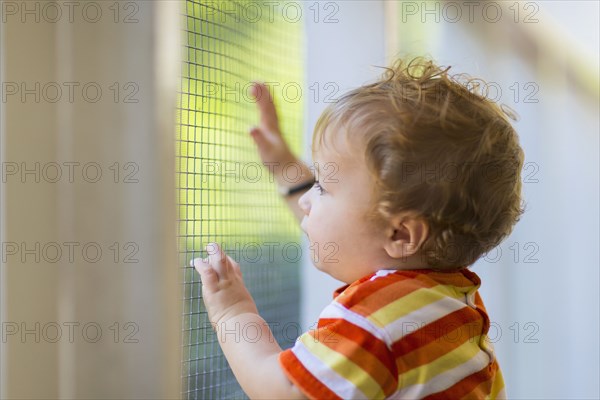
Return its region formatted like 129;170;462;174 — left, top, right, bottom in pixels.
189;257;208;268
191;258;219;291
249;126;270;151
206;242;229;279
250;82;280;135
227;255;243;278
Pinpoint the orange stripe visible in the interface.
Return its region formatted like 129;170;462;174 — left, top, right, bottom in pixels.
334;274;414;308
393;306;483;355
423;360;498;400
474;292;486;310
309;320;398;395
336;270;480;314
344;275;443;313
459;374;496;400
459;268;482;287
394;311;484;374
428;270;481;288
473;291;491;334
323;319;397;372
279;349;342;400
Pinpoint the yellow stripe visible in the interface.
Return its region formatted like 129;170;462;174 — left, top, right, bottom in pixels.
368;285;465;326
299;333;385;399
399;335;483;387
489;366;505;399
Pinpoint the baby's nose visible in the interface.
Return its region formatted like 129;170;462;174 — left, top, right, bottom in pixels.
298;191;311;215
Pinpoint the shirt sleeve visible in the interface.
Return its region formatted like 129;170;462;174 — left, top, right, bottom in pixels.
279;308;398;400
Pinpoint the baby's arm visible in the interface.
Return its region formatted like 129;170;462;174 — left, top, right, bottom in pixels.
192;243;307;399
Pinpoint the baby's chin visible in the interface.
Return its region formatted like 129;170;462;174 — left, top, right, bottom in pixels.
311;260;348;283
310;259;325;272
310;259;330;276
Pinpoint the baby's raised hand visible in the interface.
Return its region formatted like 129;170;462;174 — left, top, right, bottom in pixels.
191;243;258;326
249;82;299;186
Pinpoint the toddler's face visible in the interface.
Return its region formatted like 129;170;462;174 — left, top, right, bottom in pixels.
298;138;391;284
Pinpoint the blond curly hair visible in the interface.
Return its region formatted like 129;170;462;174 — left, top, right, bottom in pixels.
312;58;526;269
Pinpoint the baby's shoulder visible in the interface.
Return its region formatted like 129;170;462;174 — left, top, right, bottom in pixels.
333;270;468;326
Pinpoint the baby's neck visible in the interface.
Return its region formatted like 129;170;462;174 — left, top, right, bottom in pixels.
377;253;431;271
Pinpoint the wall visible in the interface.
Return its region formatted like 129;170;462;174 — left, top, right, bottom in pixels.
0;2;181;398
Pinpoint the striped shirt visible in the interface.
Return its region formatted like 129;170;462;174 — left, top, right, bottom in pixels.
279;268;506;399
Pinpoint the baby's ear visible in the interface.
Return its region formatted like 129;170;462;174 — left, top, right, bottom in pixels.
383;213;429;259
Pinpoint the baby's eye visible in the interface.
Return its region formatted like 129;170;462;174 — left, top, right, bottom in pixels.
313;180;325;195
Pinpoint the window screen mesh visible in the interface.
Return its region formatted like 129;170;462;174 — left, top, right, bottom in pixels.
177;1;305;398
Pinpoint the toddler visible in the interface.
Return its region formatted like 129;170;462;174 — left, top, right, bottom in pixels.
192;58;524;399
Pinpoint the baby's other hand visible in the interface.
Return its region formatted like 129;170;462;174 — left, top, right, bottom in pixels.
191;243;258;326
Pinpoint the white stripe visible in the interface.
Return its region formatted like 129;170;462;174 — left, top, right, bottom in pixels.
319;300;392;347
386;296;468;342
388;350;492;399
291;339;369;399
369;269;398;281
